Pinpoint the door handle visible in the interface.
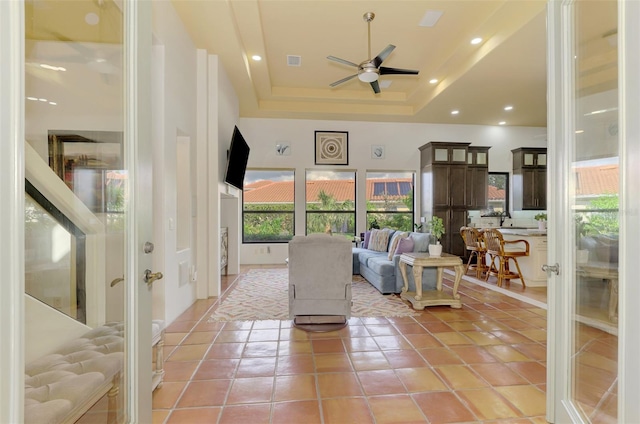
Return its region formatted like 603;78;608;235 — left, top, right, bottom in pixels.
542;263;560;275
144;269;164;285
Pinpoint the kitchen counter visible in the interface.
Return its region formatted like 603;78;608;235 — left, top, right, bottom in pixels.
498;228;547;237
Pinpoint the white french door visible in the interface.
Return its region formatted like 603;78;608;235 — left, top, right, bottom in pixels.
547;0;640;422
0;0;154;422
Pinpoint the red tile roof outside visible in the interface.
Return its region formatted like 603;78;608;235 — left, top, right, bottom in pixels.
243;178;414;204
488;185;505;201
243;166;618;204
575;164;619;196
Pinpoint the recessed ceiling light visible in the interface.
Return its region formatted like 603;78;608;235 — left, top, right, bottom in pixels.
575;129;584;134
38;98;47;102
48;102;57;106
451;110;459;115
499;121;506;125
85;12;100;26
26;97;38;101
40;64;66;72
252;55;262;61
504;105;513;111
471;37;483;45
429;78;438;84
419;10;443;27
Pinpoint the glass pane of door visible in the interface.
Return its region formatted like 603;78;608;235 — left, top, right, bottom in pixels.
570;1;619;421
24;1;126;421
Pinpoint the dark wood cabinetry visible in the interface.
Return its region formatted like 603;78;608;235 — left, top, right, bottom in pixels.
465;146;490;210
420;142;471;257
512;148;547;210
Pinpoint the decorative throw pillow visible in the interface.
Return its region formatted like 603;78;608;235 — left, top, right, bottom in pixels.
363;231;371;249
368;229;390;252
388;231;409;260
394;236;415;256
411;232;431;252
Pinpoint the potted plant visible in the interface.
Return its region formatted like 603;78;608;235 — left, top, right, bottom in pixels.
427;216;445;256
575;214;594;263
534;213;547;230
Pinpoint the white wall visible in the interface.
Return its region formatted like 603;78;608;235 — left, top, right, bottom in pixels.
237;118;547;265
152;1;199;324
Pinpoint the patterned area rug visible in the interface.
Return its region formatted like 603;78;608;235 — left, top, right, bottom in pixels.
209;268;419;321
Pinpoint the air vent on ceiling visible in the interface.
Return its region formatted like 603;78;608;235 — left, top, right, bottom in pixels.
287;55;302;67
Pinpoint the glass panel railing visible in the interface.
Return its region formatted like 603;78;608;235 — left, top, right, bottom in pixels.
25;180;86;323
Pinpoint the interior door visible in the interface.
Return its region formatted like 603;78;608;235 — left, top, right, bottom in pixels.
547;1;621;422
4;0;154;422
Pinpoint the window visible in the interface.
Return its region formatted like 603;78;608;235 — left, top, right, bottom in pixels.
488;172;509;213
366;172;414;231
306;170;355;237
243;169;294;242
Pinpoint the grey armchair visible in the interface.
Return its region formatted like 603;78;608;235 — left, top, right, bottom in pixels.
288;233;352;328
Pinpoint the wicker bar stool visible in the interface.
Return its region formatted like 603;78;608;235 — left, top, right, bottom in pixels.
483;228;530;287
459;227;488;279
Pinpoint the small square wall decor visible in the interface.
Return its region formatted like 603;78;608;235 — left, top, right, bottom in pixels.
371;145;385;159
315;131;348;165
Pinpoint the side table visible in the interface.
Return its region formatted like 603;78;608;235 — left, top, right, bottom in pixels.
399;252;464;310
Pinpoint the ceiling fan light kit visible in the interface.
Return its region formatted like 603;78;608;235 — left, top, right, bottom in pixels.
327;12;419;93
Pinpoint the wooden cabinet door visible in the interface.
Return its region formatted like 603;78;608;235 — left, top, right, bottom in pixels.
450;166;467;207
521;169;537;209
432;165;450;207
449;209;468;256
434;208;467;257
536;169;547;209
466;167;488;209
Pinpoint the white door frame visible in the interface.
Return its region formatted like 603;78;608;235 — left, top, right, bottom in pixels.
547;0;640;422
0;1;25;422
0;0;154;421
124;0;154;421
618;1;640;422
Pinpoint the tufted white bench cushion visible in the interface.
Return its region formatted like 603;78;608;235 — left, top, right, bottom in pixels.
25;322;124;424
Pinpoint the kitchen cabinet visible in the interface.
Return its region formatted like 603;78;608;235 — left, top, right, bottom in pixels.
512;148;547;210
465;146;490;209
420;142;471;257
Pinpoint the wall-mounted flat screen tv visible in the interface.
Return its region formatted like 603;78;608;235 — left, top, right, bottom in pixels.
224;126;250;190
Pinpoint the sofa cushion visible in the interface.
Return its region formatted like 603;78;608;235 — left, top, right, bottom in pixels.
358;250;388;267
388;231;409;259
394;236;415;256
368;229;390;252
410;232;431;252
366;256;396;277
363;231;371;249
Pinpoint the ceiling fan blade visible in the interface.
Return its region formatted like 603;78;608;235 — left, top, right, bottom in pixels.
370;80;381;94
379;66;419;75
329;74;358;87
372;44;396;67
327;56;359;68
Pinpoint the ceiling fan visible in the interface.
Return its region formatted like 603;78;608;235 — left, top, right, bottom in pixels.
327;12;419;94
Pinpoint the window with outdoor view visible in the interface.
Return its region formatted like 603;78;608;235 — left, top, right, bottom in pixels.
243;169;295;242
488;172;509;213
366;172;414;231
305;170;355;238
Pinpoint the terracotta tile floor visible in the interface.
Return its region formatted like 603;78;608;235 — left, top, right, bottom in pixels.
151;265;558;423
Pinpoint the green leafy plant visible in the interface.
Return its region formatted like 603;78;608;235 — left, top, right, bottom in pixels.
534;213;547;222
427;216;445;242
369;219;380;230
413;223;423;232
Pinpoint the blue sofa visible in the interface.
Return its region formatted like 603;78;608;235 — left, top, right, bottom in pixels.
352;230;438;294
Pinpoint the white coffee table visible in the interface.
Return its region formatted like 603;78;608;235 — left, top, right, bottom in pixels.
399;252;464;310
